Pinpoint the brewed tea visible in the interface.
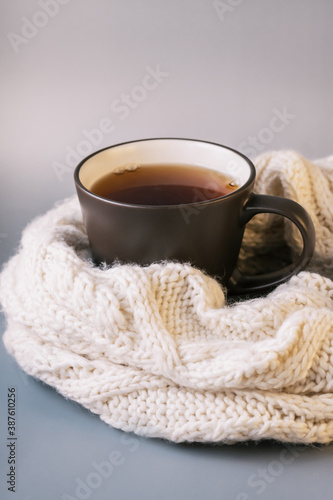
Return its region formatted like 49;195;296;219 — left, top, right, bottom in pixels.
90;164;239;205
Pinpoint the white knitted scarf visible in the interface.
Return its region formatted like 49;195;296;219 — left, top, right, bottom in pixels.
1;151;333;444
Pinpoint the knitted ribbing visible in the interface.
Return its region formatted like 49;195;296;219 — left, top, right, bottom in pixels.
1;151;333;444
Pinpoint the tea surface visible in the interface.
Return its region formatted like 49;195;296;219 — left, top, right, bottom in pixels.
90;163;238;205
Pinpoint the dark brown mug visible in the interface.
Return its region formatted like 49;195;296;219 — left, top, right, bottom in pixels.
74;138;315;294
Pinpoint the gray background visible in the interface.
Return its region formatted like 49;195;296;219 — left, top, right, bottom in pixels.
1;0;333;498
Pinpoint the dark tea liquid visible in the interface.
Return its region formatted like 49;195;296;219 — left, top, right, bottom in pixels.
90;164;239;205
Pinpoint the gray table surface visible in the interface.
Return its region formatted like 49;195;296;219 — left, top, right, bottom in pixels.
1;1;333;498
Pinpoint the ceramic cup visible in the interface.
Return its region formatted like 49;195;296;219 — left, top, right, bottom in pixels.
74;138;315;294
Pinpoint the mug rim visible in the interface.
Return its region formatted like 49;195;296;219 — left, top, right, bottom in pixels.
74;137;256;209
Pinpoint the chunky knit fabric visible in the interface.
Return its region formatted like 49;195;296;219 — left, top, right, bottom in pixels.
1;151;333;444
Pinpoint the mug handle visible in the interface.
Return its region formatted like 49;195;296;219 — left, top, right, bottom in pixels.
228;193;316;295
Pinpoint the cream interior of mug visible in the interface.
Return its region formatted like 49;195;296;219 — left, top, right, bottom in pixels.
78;139;253;190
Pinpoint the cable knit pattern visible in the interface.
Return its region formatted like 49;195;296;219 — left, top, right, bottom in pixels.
1;151;333;444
